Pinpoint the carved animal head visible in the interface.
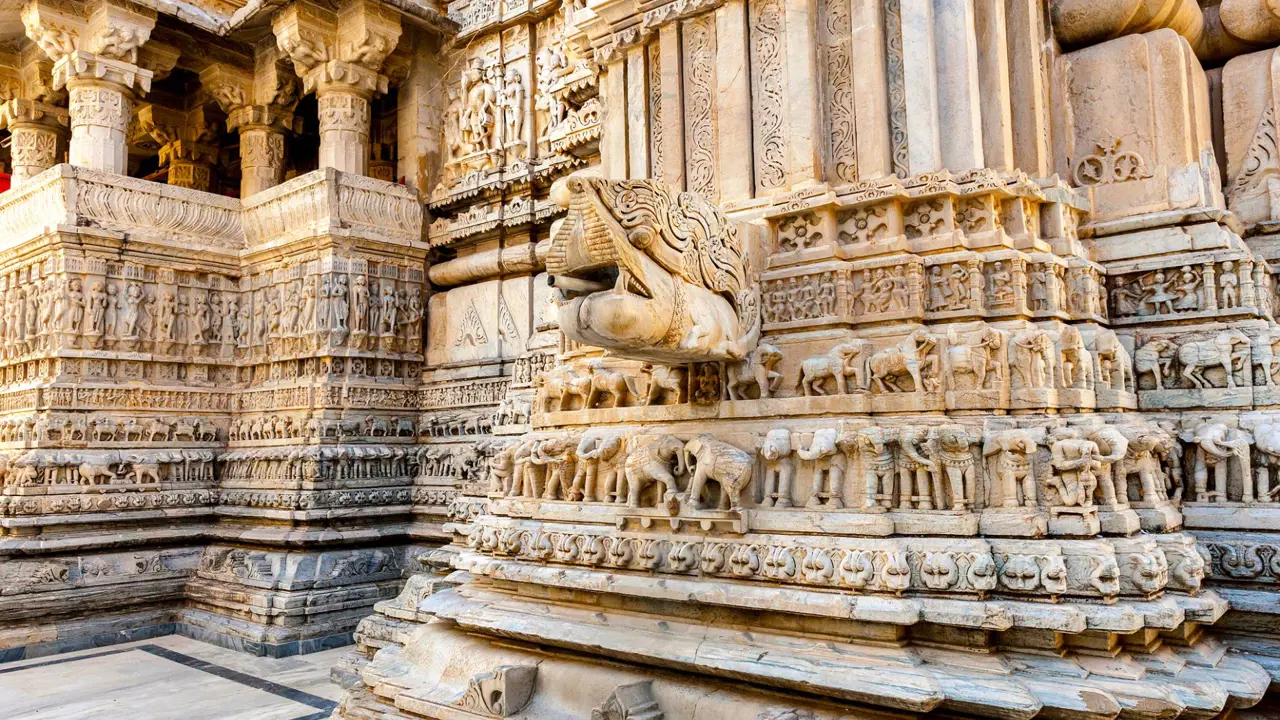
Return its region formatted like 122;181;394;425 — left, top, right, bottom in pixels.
547;174;758;362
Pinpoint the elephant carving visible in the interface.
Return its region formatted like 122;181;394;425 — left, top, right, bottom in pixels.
624;435;686;509
682;434;754;511
546;175;760;363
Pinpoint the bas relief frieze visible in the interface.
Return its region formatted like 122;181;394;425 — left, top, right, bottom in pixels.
12;0;1280;717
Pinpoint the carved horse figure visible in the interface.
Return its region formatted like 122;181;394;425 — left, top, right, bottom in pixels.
1177;329;1251;389
585;360;640;408
643;364;686;406
726;343;783;400
869;330;937;393
798;340;871;396
944;327;1002;390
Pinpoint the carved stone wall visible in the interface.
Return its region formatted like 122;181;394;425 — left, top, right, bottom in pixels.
10;0;1280;716
0;165;442;659
332;0;1280;718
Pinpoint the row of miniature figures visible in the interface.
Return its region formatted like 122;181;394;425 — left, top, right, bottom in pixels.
0;449;217;489
535;323;1131;413
0;415;218;444
533;321;1280;413
483;418;1280;515
0;267;423;361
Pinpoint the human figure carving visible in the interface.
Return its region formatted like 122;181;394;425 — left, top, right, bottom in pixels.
945;326;1004;390
726;343;783;400
1135;338;1176;390
1011;329;1055;389
1047;427;1100;508
869;330;937;393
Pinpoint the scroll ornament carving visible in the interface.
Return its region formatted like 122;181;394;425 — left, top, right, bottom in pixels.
592;681;663;720
242;131;285;168
1073;136;1154;187
68;86;127;130
546;175;759;362
682;16;718;201
749;0;786;190
9;128;59;171
455;665;537;717
317;92;371;134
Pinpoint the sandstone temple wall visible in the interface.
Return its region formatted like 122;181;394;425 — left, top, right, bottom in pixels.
3;0;1280;718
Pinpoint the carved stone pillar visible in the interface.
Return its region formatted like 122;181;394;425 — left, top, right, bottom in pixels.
3;101;66;185
64;56;149;174
202;49;301;197
316;86;372;175
136;105;219;191
272;0;401;177
0;48;67;186
22;0;158;175
238;120;287;196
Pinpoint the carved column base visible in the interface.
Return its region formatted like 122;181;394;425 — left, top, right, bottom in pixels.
179;544;427;657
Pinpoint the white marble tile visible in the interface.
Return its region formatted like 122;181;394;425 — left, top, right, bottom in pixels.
0;636;343;720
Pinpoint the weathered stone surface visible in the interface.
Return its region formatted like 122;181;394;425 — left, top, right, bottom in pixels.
4;0;1280;717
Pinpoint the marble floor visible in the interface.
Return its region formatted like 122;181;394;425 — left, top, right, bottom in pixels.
0;635;346;719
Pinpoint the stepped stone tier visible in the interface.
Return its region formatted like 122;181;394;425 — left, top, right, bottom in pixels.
1;0;1280;718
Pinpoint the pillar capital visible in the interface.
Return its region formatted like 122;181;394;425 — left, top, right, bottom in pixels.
22;0;157;70
272;0;402;90
22;0;163;174
200;45;303;197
